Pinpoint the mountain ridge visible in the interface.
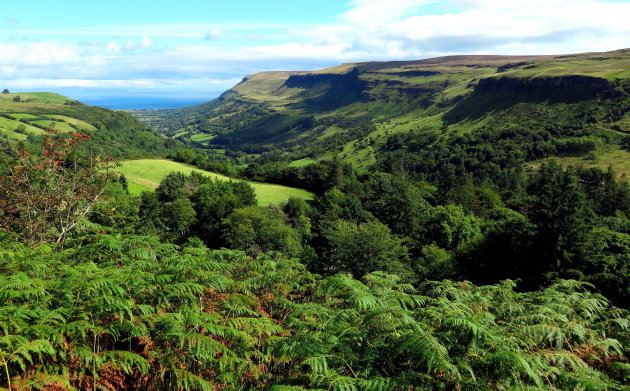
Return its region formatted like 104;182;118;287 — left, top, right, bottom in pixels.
131;48;630;174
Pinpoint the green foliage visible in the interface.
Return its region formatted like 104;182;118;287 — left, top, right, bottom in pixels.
116;158;313;206
92;181;141;231
191;178;256;246
412;244;455;280
528;163;592;279
424;204;482;250
137;171;259;245
0;234;312;390
1;234;627;390
0;133;115;243
360;173;433;240
161;198;197;241
222;206;303;256
321;220;409;278
582;226;630;304
0;93;179;158
2;52;630;391
315;188;374;225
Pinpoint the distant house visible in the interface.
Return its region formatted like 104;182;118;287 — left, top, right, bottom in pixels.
2;89;9;94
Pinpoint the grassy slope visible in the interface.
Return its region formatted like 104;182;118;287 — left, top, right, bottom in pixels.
0;116;44;139
0;93;177;159
495;51;630;80
117;159;313;205
0;99;94;137
131;49;630;172
190;133;215;143
289;158;316;167
530;146;630;178
0;92;78;104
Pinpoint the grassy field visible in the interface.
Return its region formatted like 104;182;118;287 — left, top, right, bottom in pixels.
289;158;316;167
190;133;216;143
48;115;97;131
0;92;78;104
116;159;313;205
31;120;76;133
0;97;100;141
0;116;44;140
9;113;39;120
530;146;630;179
499;50;630;80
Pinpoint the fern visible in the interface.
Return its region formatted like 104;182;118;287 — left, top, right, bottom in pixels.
1;233;628;390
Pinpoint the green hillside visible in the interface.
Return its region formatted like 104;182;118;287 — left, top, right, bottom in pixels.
0;92;178;158
117;159;313;205
0;91;79;105
3;52;630;391
133;49;630;176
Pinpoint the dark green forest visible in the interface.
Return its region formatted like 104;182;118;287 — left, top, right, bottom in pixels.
1;50;630;390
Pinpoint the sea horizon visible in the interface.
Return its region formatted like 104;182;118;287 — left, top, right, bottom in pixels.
77;95;214;110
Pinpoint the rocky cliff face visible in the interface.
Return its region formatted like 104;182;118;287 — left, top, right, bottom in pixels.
284;68;450;106
284;69;365;90
477;75;610;93
283;69;366;110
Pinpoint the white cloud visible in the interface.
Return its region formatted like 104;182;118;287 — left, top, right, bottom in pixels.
106;42;121;54
362;0;630;56
1;0;628;94
204;27;227;40
0;77;240;92
0;42;86;66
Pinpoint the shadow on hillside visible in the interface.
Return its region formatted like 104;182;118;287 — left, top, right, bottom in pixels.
444;76;611;124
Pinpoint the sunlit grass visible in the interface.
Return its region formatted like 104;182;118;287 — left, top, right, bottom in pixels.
117;159;313;205
530;146;630;179
289;158;315;167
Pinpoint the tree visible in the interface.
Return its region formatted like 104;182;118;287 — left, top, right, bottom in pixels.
2;89;9;94
424;204;482;250
222;206;302;256
161;198;197;242
12;95;20;102
528;163;592;282
155;172;187;202
361;173;433;241
90;180;141;231
229;180;257;206
581;225;630;306
322;219;409;277
0;132;114;243
460;207;535;284
412;243;456;281
191;180;254;246
315;187;373;225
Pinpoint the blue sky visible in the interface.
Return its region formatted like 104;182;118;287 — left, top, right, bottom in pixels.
1;0;629;104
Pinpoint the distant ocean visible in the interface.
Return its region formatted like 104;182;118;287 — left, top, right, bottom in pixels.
76;96;213;110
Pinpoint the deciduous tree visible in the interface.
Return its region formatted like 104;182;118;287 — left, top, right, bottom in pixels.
0;132;114;243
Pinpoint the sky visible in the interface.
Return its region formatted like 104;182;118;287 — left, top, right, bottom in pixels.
1;0;629;107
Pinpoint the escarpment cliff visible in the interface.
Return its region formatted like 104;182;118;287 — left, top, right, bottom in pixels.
132;49;629;163
477;75;611;93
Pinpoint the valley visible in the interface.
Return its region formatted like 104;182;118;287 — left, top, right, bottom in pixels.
1;48;629;391
132;49;630;178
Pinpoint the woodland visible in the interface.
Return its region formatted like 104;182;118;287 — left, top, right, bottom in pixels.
0;50;629;390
